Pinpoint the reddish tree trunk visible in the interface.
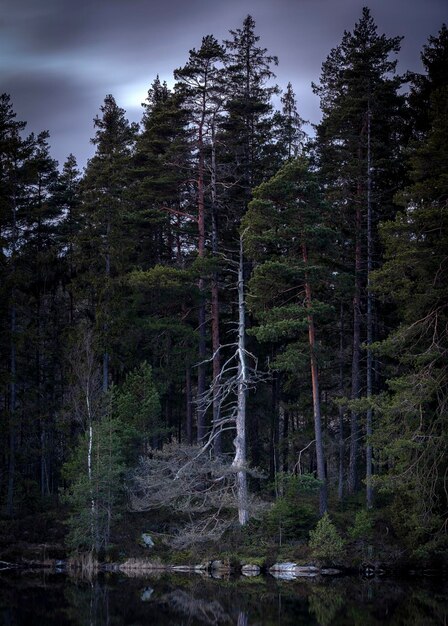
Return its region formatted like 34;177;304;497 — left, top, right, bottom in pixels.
302;243;327;515
210;130;222;455
186;367;193;444
196;122;207;442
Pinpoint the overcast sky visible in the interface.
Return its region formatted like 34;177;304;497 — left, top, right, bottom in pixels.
2;0;446;168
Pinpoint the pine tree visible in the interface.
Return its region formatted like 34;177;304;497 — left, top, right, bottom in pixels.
133;77;190;268
20;130;62;499
372;25;448;555
113;361;163;458
243;158;335;514
0;94;36;514
174;35;227;444
312;7;405;498
407;24;448;138
309;512;345;562
76;95;137;391
131;79;197;442
54;154;81;325
213;16;280;464
222;15;278;221
274;82;306;162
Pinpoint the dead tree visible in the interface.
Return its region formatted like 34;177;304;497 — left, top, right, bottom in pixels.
129;235;267;539
200;234;268;525
233;235;250;524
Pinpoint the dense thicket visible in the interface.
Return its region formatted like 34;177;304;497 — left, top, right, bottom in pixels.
0;11;446;560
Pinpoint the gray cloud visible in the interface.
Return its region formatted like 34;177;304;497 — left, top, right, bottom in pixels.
2;0;446;167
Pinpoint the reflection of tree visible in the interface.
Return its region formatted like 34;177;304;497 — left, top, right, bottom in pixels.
160;589;232;625
388;588;448;626
237;611;249;626
64;581;116;626
347;604;383;626
308;586;344;626
2;575;448;626
345;584;448;626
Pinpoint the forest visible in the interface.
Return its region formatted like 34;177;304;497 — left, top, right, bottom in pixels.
1;8;447;568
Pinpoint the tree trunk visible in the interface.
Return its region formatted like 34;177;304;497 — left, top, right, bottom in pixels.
186;367;193;445
196;121;207;443
349;118;369;495
210;125;222;455
7;188;18;518
302;242;327;515
270;372;280;482
232;237;249;525
338;302;345;501
83;330;97;551
87;414;95;549
237;612;248;626
103;216;111;393
282;405;289;475
36;188;47;498
7;304;16;518
366;105;374;509
348;181;363;495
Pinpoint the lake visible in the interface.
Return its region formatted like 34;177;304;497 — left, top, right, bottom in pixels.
0;570;446;625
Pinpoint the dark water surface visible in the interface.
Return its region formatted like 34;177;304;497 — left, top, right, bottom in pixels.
0;570;446;625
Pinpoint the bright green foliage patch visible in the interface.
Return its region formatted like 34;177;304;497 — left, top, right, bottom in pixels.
309;513;345;563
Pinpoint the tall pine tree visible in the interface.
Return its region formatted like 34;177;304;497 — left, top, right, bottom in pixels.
313;7;405;499
76;95;137;390
372;24;448;556
243;158;335;514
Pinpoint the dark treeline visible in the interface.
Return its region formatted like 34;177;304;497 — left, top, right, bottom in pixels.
1;9;447;561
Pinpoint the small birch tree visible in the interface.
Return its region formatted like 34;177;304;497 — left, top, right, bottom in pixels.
62;324;125;553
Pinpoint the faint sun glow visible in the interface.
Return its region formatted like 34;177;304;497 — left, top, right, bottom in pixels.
117;81;151;110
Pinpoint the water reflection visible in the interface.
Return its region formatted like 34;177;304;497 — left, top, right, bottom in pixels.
64;581;112;626
0;571;446;626
308;586;344;626
160;588;232;623
237;612;248;626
